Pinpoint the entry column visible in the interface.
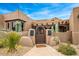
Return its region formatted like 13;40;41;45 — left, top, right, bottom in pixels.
28;29;35;45
46;29;52;44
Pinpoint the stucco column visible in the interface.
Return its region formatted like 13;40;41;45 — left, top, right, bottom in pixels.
28;29;35;45
46;29;52;44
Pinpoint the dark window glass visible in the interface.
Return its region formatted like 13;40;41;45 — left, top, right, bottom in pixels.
7;22;9;29
48;30;52;36
30;30;34;36
12;22;14;30
21;22;24;31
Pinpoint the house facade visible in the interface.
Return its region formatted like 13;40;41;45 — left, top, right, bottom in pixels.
0;7;79;44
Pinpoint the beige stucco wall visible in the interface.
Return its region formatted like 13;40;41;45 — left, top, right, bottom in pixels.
24;21;32;31
45;30;72;45
0;15;5;29
18;31;28;36
69;7;79;44
46;29;52;44
53;31;72;43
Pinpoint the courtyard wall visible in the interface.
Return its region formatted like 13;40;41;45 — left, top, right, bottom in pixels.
69;7;79;44
18;31;28;36
53;31;72;43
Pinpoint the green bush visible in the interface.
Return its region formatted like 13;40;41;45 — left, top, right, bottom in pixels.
3;39;8;47
57;43;77;55
7;31;21;52
0;39;8;48
0;39;4;48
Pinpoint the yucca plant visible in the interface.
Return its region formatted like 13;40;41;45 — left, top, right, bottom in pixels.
7;31;21;52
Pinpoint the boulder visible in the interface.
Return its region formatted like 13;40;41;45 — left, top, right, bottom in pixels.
19;36;34;47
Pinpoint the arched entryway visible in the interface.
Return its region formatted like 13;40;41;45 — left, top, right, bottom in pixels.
35;26;46;44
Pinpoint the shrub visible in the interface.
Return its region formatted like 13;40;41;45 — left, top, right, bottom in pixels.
2;39;8;47
7;31;21;52
0;39;4;48
57;43;77;55
0;39;8;48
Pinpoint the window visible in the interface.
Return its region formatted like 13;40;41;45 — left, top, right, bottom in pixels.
21;22;24;31
12;22;15;31
48;30;52;36
30;30;34;36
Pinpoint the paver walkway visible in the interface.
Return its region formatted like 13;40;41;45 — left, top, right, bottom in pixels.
24;44;64;56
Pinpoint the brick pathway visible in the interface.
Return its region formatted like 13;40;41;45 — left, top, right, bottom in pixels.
24;44;64;56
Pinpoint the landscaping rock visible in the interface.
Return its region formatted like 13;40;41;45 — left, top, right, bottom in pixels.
19;36;34;47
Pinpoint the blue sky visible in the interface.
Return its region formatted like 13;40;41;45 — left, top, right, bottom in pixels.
0;3;79;20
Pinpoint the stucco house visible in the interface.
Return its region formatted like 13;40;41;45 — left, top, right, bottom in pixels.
0;7;79;45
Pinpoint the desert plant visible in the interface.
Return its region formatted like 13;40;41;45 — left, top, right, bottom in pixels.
0;39;4;48
0;39;8;48
3;39;8;47
57;43;77;55
7;31;21;52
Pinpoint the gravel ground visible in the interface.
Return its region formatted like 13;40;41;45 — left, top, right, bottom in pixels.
0;46;32;56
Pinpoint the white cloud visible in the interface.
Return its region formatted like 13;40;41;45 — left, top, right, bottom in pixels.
31;10;50;15
0;8;11;14
24;3;79;20
56;4;79;19
61;4;79;11
45;3;79;20
28;8;52;20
